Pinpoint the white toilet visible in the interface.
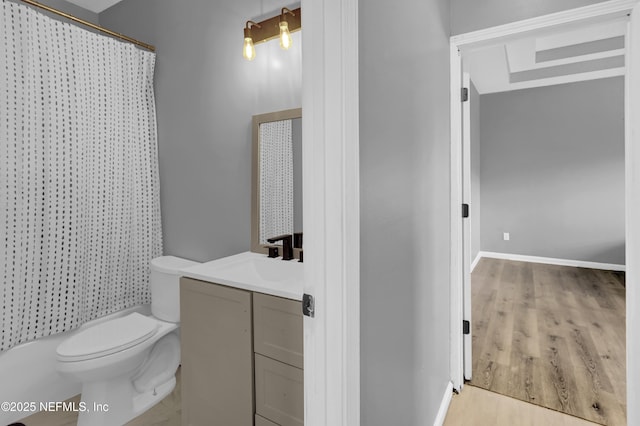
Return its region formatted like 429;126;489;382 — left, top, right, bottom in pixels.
56;256;198;426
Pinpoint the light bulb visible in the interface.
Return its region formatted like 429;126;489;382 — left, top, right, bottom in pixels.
243;37;256;61
279;21;292;50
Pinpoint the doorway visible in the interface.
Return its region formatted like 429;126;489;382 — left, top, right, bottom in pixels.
450;1;640;425
465;49;627;424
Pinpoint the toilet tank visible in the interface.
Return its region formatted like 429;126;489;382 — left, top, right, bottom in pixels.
150;256;199;322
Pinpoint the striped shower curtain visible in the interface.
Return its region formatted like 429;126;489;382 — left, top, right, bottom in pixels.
0;0;162;352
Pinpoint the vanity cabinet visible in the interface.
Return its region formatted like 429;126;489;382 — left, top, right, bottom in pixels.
180;277;303;426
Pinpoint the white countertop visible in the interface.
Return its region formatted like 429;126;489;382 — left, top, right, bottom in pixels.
180;251;304;301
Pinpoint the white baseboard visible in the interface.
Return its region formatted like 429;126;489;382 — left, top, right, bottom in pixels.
470;252;482;273
433;381;454;426
478;251;626;272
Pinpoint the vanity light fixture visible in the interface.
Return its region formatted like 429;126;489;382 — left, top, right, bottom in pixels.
242;6;301;60
243;21;261;61
279;8;294;50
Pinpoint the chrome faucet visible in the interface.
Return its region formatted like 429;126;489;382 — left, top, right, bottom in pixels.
266;234;294;260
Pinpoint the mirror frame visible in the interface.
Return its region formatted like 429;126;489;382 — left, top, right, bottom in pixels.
251;107;303;255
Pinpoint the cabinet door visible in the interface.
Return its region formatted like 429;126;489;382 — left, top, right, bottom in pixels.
253;293;303;369
180;278;253;426
255;354;304;426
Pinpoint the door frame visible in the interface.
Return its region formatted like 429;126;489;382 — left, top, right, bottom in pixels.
301;0;360;425
449;0;640;424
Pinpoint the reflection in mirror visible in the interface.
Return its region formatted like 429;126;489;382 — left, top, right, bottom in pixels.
251;108;302;255
292;118;302;233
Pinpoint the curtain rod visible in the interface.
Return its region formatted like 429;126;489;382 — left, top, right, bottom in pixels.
20;0;155;52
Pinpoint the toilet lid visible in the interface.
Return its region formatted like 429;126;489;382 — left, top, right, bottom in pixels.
57;312;159;362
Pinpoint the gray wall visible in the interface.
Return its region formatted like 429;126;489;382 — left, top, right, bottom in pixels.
470;81;481;263
11;0;98;24
451;0;608;35
100;0;301;262
480;77;625;264
359;0;451;424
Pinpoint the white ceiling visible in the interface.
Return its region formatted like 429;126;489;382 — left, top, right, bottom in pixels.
65;0;124;13
462;18;628;94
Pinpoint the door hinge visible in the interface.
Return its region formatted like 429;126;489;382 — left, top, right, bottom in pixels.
462;203;469;218
463;320;470;335
302;293;315;317
461;87;469;102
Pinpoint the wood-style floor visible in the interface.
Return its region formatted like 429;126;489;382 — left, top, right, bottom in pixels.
470;258;626;426
444;384;602;426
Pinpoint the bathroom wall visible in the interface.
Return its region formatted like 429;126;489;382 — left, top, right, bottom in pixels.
479;77;625;265
13;0;98;24
359;0;451;423
100;0;302;262
450;0;609;35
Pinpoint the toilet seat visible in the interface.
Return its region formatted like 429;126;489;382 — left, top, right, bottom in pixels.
57;313;159;362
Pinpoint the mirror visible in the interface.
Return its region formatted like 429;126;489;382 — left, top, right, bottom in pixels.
251;108;302;255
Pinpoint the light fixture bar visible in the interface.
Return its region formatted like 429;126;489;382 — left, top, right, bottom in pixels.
247;7;301;46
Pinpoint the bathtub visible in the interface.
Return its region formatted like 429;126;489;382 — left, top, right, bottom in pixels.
0;304;151;425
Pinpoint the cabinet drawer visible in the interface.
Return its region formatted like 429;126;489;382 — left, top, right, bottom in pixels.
253;293;303;368
255;354;304;426
256;414;280;426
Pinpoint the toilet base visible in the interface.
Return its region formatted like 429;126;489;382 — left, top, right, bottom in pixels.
133;376;176;418
67;328;181;426
56;318;181;426
76;374;176;426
